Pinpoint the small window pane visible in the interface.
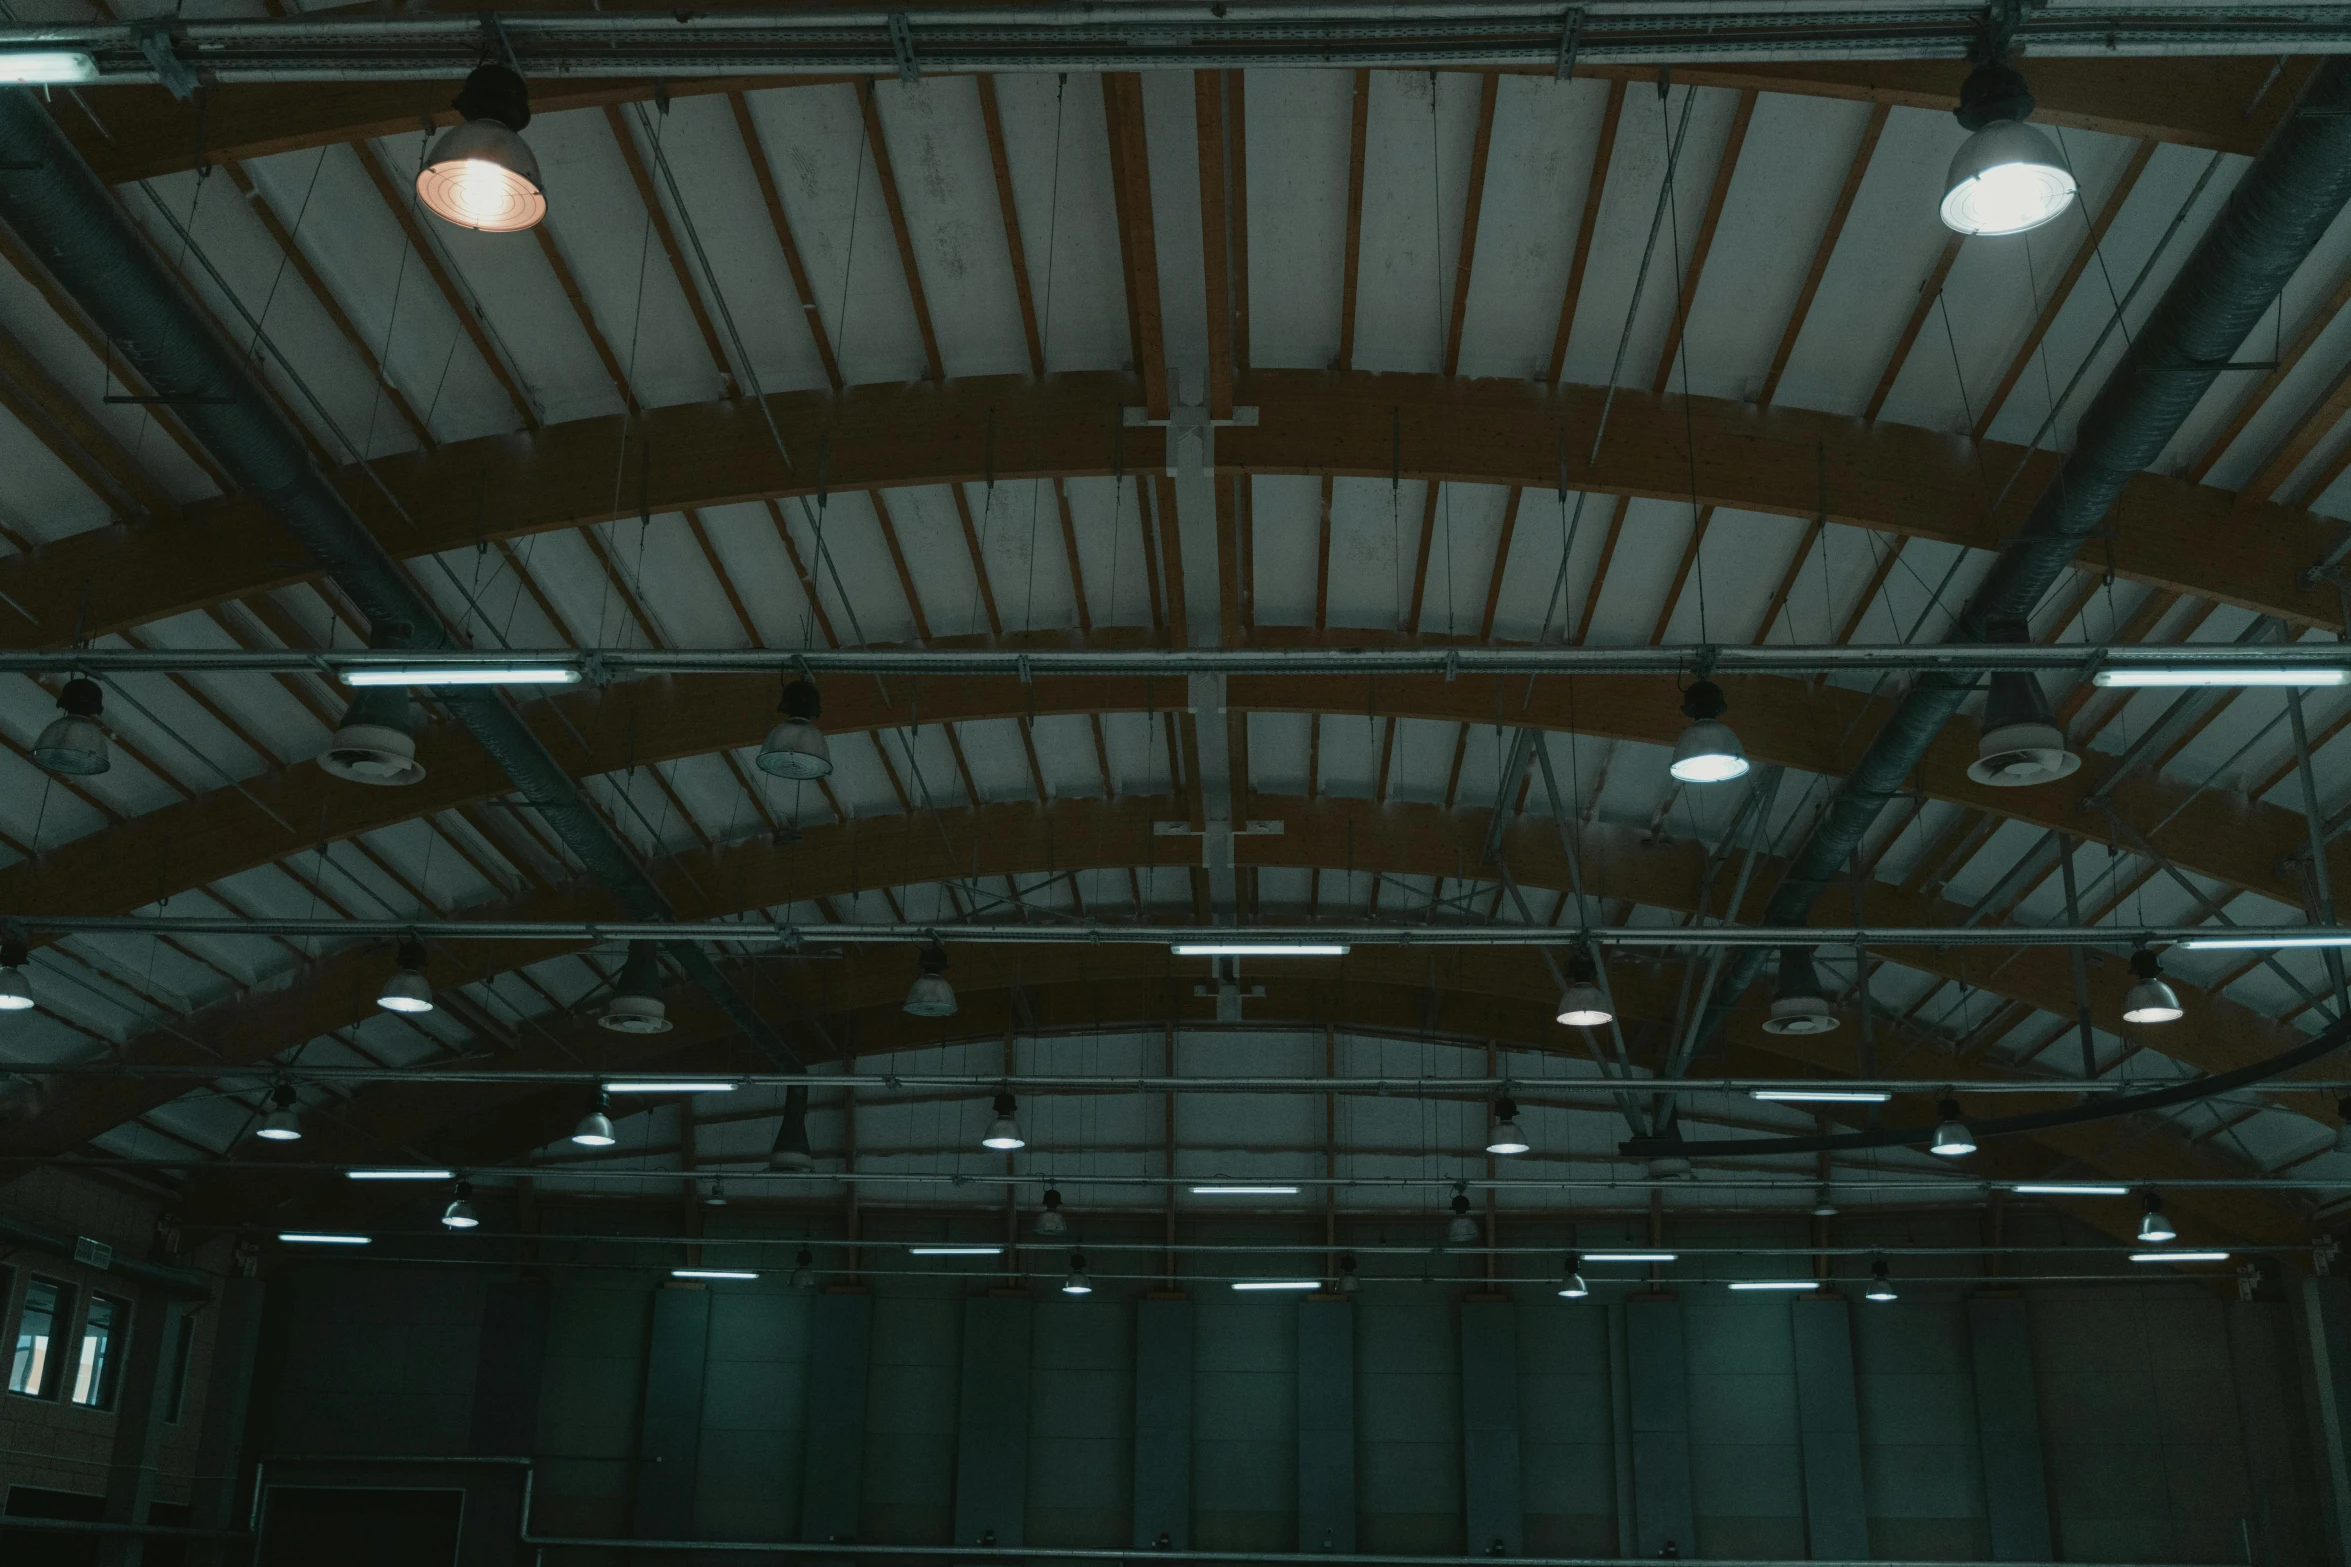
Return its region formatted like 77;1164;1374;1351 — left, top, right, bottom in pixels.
8;1279;65;1398
70;1294;126;1409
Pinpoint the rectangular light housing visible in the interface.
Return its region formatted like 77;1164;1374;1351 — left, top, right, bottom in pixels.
604;1081;738;1094
1191;1184;1301;1195
2131;1250;2230;1264
1583;1251;1676;1264
342;666;582;687
2010;1182;2129;1196
345;1168;455;1181
672;1268;758;1280
0;51;97;84
2093;668;2347;688
1232;1280;1323;1291
1727;1280;1821;1291
2179;933;2351;950
279;1232;369;1245
908;1245;1003;1256
1173;943;1351;957
1749;1089;1892;1104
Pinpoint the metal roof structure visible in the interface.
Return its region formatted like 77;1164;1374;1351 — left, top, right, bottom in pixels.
0;3;2349;1256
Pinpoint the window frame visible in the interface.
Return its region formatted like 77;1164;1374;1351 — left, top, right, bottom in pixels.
7;1275;71;1401
69;1291;129;1411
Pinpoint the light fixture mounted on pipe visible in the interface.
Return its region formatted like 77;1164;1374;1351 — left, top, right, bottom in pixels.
1969;625;2080;787
1865;1259;1897;1302
0;940;34;1013
1445;1184;1478;1245
1035;1187;1069;1237
1486;1096;1529;1156
2122;947;2183;1025
1668;679;1750;784
571;1091;617;1148
376;939;433;1014
1558;1254;1589;1299
1929;1098;1977;1158
1760;947;1838;1036
32;677;108;776
320;686;425;787
903;942;957;1017
1062;1252;1093;1295
417;63;546;231
981;1091;1025;1151
598;941;672;1034
255;1083;302;1143
441;1181;480;1231
1939;46;2076;236
2138;1194;2177;1244
1555;949;1613;1027
757;675;833;779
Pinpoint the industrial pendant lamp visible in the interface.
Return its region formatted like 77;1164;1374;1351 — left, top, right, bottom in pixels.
1760;947;1839;1036
902;943;957;1017
770;1089;815;1172
255;1083;303;1142
33;677;109;776
1668;679;1750;784
1969;624;2079;787
1865;1260;1897;1302
599;941;672;1034
1555;950;1613;1027
1035;1187;1069;1237
1558;1253;1590;1299
2138;1194;2177;1244
2121;948;2183;1025
441;1181;480;1231
0;940;35;1012
376;939;434;1014
1337;1253;1360;1293
417;63;547;232
1940;51;2075;236
1446;1185;1479;1245
321;687;426;787
757;677;833;779
1929;1098;1977;1158
571;1091;618;1148
1486;1097;1530;1156
1062;1252;1094;1295
790;1247;817;1289
981;1091;1025;1151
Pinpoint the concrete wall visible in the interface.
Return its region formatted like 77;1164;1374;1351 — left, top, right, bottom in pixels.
219;1257;2332;1565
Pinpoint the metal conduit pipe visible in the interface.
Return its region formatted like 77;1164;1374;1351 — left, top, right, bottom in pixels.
0;89;800;1072
1672;55;2351;1112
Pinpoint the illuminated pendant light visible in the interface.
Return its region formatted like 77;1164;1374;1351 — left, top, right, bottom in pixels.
1446;1186;1479;1245
1486;1096;1530;1156
376;939;434;1014
2138;1194;2177;1245
1668;679;1749;784
757;676;833;779
1558;1254;1589;1299
33;676;109;776
321;686;426;787
1760;947;1839;1036
1940;56;2076;236
416;64;547;233
1034;1187;1069;1237
2121;948;2183;1025
599;941;672;1034
441;1181;480;1231
0;940;35;1012
1062;1252;1094;1295
982;1091;1025;1151
255;1083;303;1142
1929;1098;1976;1158
1865;1260;1897;1302
1555;950;1613;1027
903;942;957;1017
571;1091;618;1148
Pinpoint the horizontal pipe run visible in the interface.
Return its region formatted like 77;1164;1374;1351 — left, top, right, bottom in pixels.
8;914;2341;948
11;642;2351;680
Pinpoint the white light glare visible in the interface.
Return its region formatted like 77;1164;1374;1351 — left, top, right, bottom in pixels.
0;51;97;83
672;1269;760;1280
2010;1183;2129;1196
1232;1280;1323;1291
1583;1251;1677;1264
278;1232;369;1245
1191;1184;1301;1195
2181;933;2351;950
2130;1251;2231;1264
2093;668;2347;689
344;1168;455;1181
908;1245;1003;1256
603;1080;738;1094
1172;943;1351;957
1749;1089;1892;1104
1727;1280;1820;1291
341;666;582;687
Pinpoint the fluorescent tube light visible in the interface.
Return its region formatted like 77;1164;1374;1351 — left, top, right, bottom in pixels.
1583;1251;1677;1264
2130;1250;2230;1264
342;666;582;687
2179;933;2351;950
1173;943;1351;957
1231;1280;1322;1291
908;1245;1003;1256
1727;1280;1820;1291
2010;1182;2129;1196
0;51;97;83
278;1232;369;1245
672;1268;758;1280
603;1080;738;1094
1749;1089;1892;1104
1191;1184;1301;1195
345;1168;456;1181
2093;668;2347;688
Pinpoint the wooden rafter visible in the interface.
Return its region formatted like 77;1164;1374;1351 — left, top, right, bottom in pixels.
1548;78;1627;385
727;90;843;391
1864;233;1966;424
533;224;640;413
856;81;946;384
0;318;178;520
1650;89;1756;397
1443;71;1503;379
1103;73;1168;415
977;75;1046;378
1196;69;1239;419
1757;103;1888;406
601;104;741;397
1337;69;1372;375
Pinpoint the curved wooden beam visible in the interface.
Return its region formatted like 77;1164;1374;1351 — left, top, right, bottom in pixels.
56;53;2311;188
4;371;2332;648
